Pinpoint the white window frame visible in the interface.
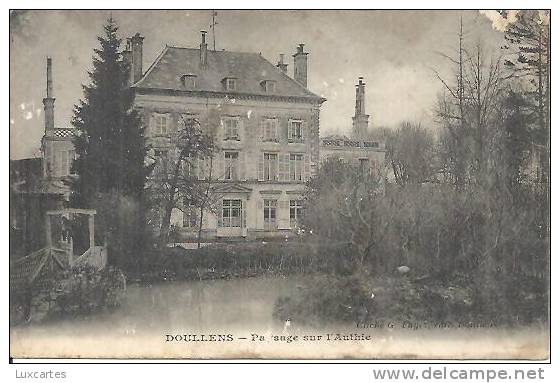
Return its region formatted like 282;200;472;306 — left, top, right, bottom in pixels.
181;74;197;89
288;120;304;142
222;199;242;228
289;153;304;182
264;152;278;181
263;118;278;142
223;117;240;140
224;151;239;180
290;200;303;227
263;199;277;231
153;113;168;135
225;78;236;91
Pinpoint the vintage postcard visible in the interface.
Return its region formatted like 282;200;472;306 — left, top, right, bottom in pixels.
9;9;550;360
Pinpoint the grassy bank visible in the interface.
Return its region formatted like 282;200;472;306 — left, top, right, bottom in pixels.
128;240;354;283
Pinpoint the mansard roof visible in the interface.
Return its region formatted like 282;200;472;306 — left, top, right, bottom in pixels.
132;46;325;103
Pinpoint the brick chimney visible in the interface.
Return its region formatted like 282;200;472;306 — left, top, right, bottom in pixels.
352;77;370;139
200;30;208;69
276;54;288;74
130;33;144;83
43;57;55;131
293;44;308;88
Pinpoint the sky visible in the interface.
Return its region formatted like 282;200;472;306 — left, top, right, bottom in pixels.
9;10;505;159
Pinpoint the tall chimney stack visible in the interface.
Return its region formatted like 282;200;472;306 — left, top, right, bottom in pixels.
130;33;144;83
352;76;370;139
200;30;208;69
123;38;133;85
276;54;288;74
43;57;55;131
293;43;308;88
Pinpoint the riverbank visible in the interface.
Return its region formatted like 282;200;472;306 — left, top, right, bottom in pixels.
127;240;351;283
10;276;549;359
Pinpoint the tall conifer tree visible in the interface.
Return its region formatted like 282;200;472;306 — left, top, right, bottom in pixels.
71;18;147;268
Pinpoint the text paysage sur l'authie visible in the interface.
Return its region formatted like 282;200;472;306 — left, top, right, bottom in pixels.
165;333;373;343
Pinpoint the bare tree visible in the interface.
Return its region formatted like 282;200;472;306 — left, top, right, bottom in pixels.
147;116;214;250
383;122;436;186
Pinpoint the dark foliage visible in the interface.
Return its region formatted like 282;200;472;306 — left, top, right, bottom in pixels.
70;18;149;269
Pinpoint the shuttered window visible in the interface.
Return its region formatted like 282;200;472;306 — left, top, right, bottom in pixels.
263;153;278;181
153;113;168;135
224;151;239;180
262;118;278;142
223;117;240;140
288;120;304;142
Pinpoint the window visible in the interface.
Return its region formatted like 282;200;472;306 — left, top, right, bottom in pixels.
261;80;276;93
180;74;197;88
224;151;239;180
56;150;75;176
223;118;240;140
263;153;278;181
264;200;277;231
222;199;242;227
359;158;370;178
290;200;303;227
154;149;169;176
263;118;278;142
224;78;236;91
289;153;304;182
183;153;198;178
288;120;304;142
183;198;198;228
153;114;168;135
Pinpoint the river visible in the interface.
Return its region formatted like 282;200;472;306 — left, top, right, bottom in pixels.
10;276;549;359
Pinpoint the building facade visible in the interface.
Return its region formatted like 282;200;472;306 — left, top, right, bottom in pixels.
128;32;326;240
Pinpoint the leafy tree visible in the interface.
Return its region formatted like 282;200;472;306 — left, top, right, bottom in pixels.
71;18;148;268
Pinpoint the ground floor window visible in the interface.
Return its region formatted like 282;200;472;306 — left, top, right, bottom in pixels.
264;199;277;231
222;199;242;227
183;198;199;228
289;200;303;227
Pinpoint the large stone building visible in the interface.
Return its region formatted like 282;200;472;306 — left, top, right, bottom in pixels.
127;32;326;239
319;77;386;175
33;33;384;243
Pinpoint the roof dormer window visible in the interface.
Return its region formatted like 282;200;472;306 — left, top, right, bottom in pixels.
261;80;276;93
223;77;237;91
180;74;197;89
